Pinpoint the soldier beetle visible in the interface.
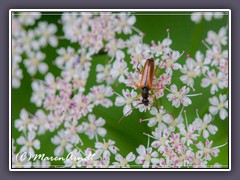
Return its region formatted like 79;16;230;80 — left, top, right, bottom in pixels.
118;58;167;123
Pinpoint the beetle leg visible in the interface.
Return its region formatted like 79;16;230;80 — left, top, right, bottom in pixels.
152;87;165;91
137;93;142;99
133;82;141;89
148;93;153;98
153;97;157;104
154;59;167;76
148;94;158;106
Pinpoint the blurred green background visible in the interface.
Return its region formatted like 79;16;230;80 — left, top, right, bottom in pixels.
12;12;229;168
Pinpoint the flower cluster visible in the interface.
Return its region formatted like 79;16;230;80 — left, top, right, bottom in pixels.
12;12;229;169
12;12;58;88
191;12;224;24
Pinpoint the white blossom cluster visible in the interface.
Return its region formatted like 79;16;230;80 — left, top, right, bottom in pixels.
12;12;229;169
191;12;225;24
12;12;58;88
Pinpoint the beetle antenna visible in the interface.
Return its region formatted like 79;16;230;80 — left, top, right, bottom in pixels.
153;58;168;76
118;102;142;124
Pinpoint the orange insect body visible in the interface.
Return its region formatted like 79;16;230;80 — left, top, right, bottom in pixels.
137;58;155;106
139;58;154;89
118;58;165;123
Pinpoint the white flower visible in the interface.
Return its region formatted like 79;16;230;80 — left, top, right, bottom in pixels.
17;131;40;156
95;153;111;168
44;95;58;113
12;139;16;154
206;44;228;67
166;133;183;154
209;94;228;120
64;120;83;144
191;12;224;24
206;27;228;46
18;12;41;26
61;12;82;43
35;21;58;47
167;85;192;108
12;62;23;88
78;114;107;140
114;12;136;34
196;140;220;161
193;113;218;139
126;35;142;54
18;30;40;52
96;63;114;84
71;94;94;120
89;85;113;108
115;89;138;116
151;37;172;56
87;35;104;55
76;48;92;71
12;154;32;168
125;71;141;89
180;58;200;88
201;69;226;94
24;51;48;75
213;163;222;168
31;81;46;107
14;109;36;132
12;39;23;63
55;46;77;68
143;107;172;128
61;62;87;82
195;51;210;75
33;110;49;135
12;17;23;37
135;145;159;168
168;113;184;132
82;148;100;168
105;38;125;60
186;150;206;168
152;73;171;99
219;59;228;74
162;51;182;74
51;129;73;156
179;124;199;146
112;152;136;168
130;43;151;68
33;160;51;168
110;59;128;83
64;149;83;168
44;73;59;94
95;139;118;157
151;127;170;152
158;158;174;168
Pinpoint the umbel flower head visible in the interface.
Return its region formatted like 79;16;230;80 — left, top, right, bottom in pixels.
12;11;229;169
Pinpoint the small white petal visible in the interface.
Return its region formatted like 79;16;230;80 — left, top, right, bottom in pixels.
115;96;125;106
136;145;145;156
220;108;228;120
54;146;64;156
115;154;123;162
209;97;219;106
203;130;209;139
208;125;218;134
209;106;218;115
38;63;48;74
33;140;40;149
126;152;136;162
17;136;26;145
